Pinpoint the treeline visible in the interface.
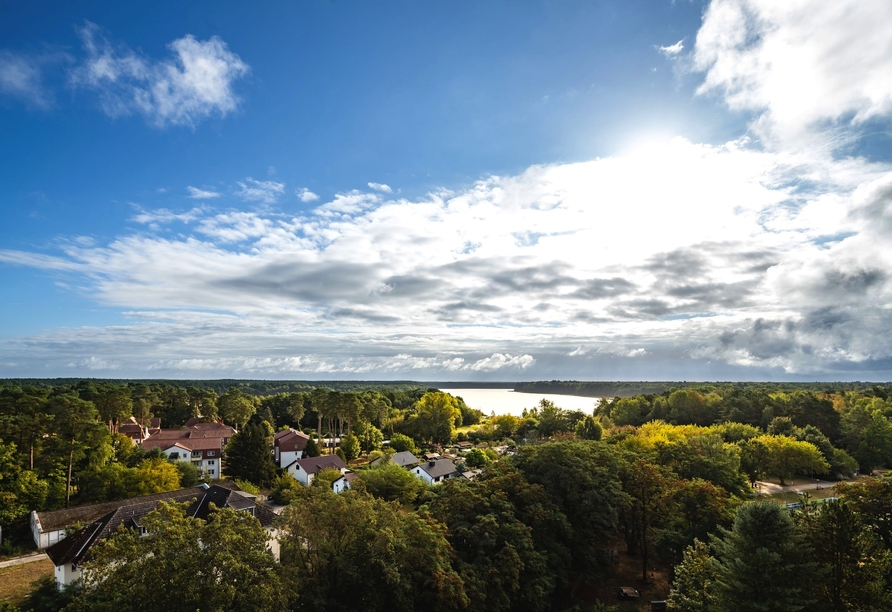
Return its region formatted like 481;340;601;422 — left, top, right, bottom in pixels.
597;386;892;474
514;380;892;398
19;437;892;612
0;378;433;396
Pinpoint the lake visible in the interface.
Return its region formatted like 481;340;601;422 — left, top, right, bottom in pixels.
438;388;600;417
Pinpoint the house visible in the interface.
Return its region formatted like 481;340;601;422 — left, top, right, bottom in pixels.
455;441;473;452
332;471;357;493
284;455;348;486
44;483;278;588
422;452;440;461
274;429;310;468
31;485;210;550
142;438;224;479
369;451;419;469
411;459;457;485
138;421;236;480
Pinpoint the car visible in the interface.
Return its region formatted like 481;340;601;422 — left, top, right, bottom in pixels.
619;586;641;599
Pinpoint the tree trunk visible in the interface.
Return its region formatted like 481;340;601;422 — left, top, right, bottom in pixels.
66;442;74;507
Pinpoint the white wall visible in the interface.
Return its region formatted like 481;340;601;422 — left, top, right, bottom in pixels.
54;562;82;588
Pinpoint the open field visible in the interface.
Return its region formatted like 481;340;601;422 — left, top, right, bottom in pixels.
0;558;53;607
762;487;841;505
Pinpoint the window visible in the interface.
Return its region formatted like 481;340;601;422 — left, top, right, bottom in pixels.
192;451;202;458
209;469;215;475
208;460;215;465
208;450;215;456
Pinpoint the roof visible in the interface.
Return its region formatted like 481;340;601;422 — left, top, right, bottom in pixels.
288;455;346;474
370;451;420;468
35;486;209;532
390;451;420;468
141;437;223;452
417;459;457;479
45;485;276;567
275;429;310;448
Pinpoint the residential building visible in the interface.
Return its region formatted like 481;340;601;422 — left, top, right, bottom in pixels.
411;458;458;485
44;483;277;588
284;455;347;486
274;428;310;468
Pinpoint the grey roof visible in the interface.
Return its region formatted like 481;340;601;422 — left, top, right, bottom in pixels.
287;454;346;474
371;451;419;468
417;459;457;479
35;486;209;532
45;485;276;567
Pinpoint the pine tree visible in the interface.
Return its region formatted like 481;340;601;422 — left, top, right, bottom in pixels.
223;421;276;486
304;436;321;458
710;501;817;612
668;539;717;612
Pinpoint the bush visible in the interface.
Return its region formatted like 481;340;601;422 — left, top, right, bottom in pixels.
270;473;302;505
341;434;360;461
389;432;417;454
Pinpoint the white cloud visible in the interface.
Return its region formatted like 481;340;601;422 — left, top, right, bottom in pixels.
132;207;203;225
186;186;221;199
297;188;320;202
657;39;684;57
71;22;249;128
367;182;393;193
469;353;535;371
694;0;892;148
235;178;285;204
0;51;50;107
5;137;892;377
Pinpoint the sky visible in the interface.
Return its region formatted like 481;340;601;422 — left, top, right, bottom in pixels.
2;0;892;381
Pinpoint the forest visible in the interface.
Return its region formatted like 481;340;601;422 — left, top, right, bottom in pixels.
2;380;892;611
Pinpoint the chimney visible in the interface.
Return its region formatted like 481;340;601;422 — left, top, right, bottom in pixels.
429;460;436;467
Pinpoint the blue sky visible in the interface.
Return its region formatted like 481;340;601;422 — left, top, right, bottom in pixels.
2;0;892;380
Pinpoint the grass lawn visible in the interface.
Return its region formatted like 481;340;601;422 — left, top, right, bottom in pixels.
0;558;53;607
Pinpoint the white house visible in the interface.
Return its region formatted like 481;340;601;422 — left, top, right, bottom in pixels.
411;459;458;485
274;429;310;467
284;455;348;486
151;439;223;480
331;471;357;493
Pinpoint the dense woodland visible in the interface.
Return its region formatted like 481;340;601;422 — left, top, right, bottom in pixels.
2;380;892;611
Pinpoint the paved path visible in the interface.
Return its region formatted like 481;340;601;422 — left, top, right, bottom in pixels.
754;479;838;495
0;552;48;569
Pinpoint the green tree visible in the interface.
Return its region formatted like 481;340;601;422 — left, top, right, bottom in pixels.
512;441;627;578
413;392;461;444
279;487;468;612
223;421;277;486
575;415;603;440
46;393;108;506
798;500;891;611
757;435;829;484
358;462;426;504
218;387;256;430
464;448;489;468
621;459;671;581
340;433;360;461
667;539;718;612
67;501;288;612
710;501;817;612
535;399;570;437
304;436;321;458
389;432;417;453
